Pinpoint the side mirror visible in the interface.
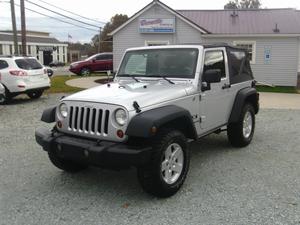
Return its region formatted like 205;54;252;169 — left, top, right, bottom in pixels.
202;69;222;83
201;69;222;91
92;59;96;63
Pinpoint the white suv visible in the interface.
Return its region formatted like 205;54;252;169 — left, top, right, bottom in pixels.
0;83;5;104
0;56;51;104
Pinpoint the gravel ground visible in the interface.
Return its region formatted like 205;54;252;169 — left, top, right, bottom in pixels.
0;94;300;225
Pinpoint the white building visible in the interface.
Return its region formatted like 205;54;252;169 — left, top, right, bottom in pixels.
110;0;300;87
0;30;68;66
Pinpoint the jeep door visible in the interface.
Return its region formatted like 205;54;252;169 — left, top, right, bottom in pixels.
199;48;235;132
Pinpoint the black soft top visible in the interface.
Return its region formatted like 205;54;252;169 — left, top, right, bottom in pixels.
203;43;254;85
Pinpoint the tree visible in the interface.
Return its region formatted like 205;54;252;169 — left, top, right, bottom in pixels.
92;14;128;52
224;0;239;9
224;0;261;9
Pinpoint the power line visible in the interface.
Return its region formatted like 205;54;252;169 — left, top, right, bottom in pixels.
14;3;99;32
35;0;106;25
25;0;101;29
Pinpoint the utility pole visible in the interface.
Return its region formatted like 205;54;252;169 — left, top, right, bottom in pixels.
98;27;102;53
10;0;18;55
20;0;27;56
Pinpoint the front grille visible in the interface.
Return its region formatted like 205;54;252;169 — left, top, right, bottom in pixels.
68;106;110;135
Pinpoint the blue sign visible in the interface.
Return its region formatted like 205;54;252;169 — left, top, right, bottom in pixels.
264;47;271;64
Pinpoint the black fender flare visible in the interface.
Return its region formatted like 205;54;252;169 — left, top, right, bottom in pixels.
125;105;198;140
41;106;56;123
228;87;259;123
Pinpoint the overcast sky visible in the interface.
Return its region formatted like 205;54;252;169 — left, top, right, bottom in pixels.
1;0;300;42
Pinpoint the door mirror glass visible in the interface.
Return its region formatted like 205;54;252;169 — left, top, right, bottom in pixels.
202;69;222;83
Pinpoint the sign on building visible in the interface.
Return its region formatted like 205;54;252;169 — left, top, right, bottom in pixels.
139;18;175;33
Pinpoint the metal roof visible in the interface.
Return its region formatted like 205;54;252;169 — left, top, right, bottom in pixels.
0;32;65;44
178;8;300;34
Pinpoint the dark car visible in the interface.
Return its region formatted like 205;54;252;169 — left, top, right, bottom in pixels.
69;53;113;76
49;60;65;67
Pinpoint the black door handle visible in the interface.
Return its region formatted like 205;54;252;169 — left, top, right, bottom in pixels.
222;84;231;89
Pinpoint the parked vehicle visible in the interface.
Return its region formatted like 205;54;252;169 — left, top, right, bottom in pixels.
36;44;259;197
0;56;50;104
0;83;5;104
49;60;65;67
69;52;113;76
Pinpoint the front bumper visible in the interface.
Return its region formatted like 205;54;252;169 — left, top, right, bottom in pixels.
35;128;152;168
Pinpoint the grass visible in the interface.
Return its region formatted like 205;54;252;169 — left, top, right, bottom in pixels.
256;85;299;94
45;75;83;93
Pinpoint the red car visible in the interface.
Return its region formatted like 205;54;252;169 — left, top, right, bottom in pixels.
69;53;113;76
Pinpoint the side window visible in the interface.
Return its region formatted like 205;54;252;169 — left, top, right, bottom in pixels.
229;50;252;77
95;55;104;60
0;60;9;70
203;51;226;78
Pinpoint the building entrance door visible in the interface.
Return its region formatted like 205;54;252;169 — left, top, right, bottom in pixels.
43;51;53;65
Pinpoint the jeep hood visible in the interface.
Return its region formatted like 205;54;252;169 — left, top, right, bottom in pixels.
64;80;194;111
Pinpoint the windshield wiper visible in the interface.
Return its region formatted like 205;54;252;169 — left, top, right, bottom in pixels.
118;74;140;82
150;75;175;84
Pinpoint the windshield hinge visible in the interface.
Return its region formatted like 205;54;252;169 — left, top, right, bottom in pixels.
133;101;141;113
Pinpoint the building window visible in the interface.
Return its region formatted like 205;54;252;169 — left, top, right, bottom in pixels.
233;41;256;64
27;45;31;55
145;40;169;46
0;44;3;55
9;45;13;55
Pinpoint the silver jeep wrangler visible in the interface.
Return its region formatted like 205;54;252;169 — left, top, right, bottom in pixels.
36;44;259;197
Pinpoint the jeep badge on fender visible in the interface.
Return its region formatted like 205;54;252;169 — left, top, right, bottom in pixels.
35;44;259;197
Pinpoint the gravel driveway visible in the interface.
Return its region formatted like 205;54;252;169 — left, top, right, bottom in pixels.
0;94;299;225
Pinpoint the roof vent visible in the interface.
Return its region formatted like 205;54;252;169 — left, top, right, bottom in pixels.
230;10;239;17
273;23;280;33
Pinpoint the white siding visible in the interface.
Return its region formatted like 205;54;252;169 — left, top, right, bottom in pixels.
298;38;300;72
203;37;298;86
113;4;202;70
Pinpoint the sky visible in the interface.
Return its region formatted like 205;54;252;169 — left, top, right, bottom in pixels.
1;0;300;42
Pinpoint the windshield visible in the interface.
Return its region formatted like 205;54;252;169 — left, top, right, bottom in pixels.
15;58;43;70
118;48;199;79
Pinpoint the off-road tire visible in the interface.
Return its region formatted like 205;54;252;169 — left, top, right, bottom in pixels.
227;103;255;147
48;151;88;173
137;129;189;198
27;90;43;99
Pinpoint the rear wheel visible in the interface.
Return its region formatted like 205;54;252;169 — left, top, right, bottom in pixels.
227;103;255;147
48;151;88;173
27;90;43;99
80;67;91;76
0;87;12;105
137;129;190;197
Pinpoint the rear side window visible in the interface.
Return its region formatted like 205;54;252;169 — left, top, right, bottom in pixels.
229;50;252;77
228;50;253;84
0;60;9;69
15;58;43;70
203;51;226;78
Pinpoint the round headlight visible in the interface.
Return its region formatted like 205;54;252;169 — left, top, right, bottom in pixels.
115;108;127;126
59;103;68;118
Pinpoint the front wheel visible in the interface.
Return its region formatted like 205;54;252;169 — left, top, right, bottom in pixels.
27;90;43;99
137;129;190;197
80;68;91;76
227;104;255;147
